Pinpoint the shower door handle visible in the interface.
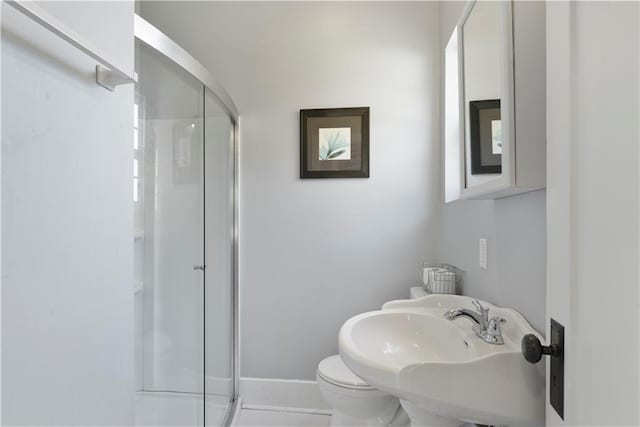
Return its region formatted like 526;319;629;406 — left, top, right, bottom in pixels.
193;265;205;271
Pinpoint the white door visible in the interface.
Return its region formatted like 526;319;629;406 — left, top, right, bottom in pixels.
546;2;639;425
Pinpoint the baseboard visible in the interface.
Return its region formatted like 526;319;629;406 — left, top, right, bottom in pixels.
239;377;331;414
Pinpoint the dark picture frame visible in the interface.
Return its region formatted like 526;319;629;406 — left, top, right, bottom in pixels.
300;107;370;178
469;99;502;175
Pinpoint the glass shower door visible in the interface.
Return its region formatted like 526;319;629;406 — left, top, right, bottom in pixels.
134;39;205;425
133;16;238;425
204;90;235;425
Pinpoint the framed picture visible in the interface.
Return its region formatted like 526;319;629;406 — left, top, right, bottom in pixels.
300;107;370;178
469;99;502;174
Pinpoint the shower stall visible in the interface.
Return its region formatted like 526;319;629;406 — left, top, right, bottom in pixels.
1;1;237;425
132;16;239;426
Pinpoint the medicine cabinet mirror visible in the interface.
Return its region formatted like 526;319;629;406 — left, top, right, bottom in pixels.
444;0;546;201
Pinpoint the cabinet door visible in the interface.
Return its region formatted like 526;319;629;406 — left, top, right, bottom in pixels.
459;0;516;199
445;1;546;201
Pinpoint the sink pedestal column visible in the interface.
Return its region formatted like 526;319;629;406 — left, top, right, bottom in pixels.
400;400;460;427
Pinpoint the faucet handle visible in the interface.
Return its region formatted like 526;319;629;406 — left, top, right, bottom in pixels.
472;300;489;318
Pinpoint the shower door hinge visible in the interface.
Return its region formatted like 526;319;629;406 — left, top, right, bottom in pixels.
96;65;137;91
193;265;206;271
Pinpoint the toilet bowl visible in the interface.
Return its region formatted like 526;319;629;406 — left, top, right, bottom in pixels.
317;355;400;427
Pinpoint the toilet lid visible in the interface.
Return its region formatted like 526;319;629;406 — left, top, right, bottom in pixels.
317;355;373;389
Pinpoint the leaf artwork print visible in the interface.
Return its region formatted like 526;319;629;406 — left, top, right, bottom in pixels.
318;127;351;160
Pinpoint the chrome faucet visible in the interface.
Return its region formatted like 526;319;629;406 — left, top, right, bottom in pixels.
444;300;506;345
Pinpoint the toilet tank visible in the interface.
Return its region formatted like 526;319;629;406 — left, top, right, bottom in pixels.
409;286;428;299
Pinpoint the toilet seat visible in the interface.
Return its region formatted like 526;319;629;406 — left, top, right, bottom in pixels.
317;355;373;390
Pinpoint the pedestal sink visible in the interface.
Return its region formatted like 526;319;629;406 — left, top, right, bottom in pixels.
338;295;544;426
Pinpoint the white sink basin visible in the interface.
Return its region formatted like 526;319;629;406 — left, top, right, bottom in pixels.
338;295;545;426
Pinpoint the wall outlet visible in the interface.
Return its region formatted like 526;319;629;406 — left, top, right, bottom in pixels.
479;238;488;269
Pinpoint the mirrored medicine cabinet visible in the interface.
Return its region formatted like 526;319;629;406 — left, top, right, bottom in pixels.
444;0;546;202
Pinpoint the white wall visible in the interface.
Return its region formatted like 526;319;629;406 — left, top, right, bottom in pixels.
439;1;546;332
439;191;546;331
1;1;134;424
34;1;134;75
140;1;440;380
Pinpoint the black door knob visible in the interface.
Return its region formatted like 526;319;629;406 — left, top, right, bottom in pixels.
521;334;561;364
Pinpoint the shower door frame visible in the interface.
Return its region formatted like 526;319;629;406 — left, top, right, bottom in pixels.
134;14;240;425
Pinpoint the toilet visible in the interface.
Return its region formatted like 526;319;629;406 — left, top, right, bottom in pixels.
317;355;400;427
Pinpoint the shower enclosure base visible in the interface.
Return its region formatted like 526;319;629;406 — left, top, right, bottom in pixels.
135;391;231;426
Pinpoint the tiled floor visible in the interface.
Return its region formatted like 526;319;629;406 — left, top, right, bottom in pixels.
233;408;330;427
